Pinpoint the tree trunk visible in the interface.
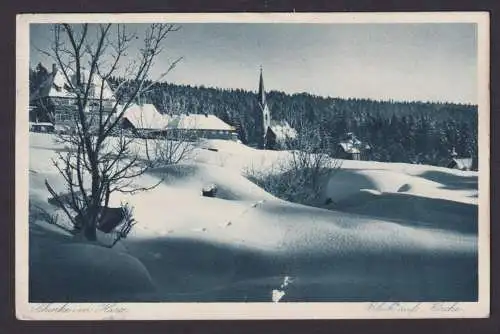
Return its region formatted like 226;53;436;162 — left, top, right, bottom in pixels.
83;147;101;242
82;204;99;241
83;219;97;241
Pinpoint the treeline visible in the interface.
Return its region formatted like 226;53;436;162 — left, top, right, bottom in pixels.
108;77;478;168
28;63;478;168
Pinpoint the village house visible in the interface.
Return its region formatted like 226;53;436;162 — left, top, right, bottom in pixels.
446;147;474;171
120;103;238;141
255;68;297;149
166;113;238;141
30;64;293;146
30;64;117;132
121;103;168;138
334;132;371;160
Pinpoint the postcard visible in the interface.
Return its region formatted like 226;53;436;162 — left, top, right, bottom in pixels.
16;12;489;320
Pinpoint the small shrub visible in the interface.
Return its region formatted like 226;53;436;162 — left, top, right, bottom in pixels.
107;202;137;248
245;151;341;207
245;122;342;207
144;135;195;167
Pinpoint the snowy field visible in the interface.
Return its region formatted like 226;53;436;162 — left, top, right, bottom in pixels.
27;133;478;302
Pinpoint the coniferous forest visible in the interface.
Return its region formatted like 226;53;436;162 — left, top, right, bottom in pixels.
108;77;477;169
29;64;478;169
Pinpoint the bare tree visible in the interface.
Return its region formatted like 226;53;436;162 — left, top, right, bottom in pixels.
41;23;182;242
143;134;196;167
133;105;196;167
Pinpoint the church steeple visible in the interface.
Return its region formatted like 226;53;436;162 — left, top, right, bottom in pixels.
258;65;266;107
256;66;271;149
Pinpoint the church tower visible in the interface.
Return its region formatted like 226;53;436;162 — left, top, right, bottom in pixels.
257;67;271;149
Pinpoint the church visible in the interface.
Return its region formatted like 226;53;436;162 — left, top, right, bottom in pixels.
255;68;297;150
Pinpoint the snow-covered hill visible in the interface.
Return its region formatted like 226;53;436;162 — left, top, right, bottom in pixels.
27;133;478;302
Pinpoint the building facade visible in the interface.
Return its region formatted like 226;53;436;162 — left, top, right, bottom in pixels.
165;113;238;141
335;132;371;160
30;64;117;132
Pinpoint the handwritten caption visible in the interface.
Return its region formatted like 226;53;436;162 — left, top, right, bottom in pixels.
368;302;462;313
31;303;128;314
30;302;463;315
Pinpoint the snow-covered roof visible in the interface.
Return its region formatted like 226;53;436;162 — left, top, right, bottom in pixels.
339;133;370;154
269;120;297;140
122;104;168;130
168;114;235;131
339;142;361;154
29;122;54;127
451;158;473;170
31;68;115;101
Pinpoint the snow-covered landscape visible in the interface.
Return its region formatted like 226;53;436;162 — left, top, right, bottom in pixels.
21;20;487;317
28;132;478;303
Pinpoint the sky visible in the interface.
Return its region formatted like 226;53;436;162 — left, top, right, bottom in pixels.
30;23;478;104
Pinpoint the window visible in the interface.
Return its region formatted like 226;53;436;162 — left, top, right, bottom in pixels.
55;112;70;122
88;84;96;97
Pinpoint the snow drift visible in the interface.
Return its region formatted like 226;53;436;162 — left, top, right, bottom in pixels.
27;133;479;302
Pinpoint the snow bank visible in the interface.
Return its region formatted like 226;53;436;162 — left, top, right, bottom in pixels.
324;167;476;205
149;163;277;201
27;133;479;302
30;242;155;302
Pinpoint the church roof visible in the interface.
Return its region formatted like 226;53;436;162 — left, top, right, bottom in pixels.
269;120;297;140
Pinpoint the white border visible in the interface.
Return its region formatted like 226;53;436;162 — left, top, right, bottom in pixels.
16;12;490;320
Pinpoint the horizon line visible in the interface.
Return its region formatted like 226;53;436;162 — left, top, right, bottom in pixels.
30;62;479;107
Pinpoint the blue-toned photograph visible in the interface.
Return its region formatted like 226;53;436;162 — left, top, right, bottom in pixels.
26;19;481;305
